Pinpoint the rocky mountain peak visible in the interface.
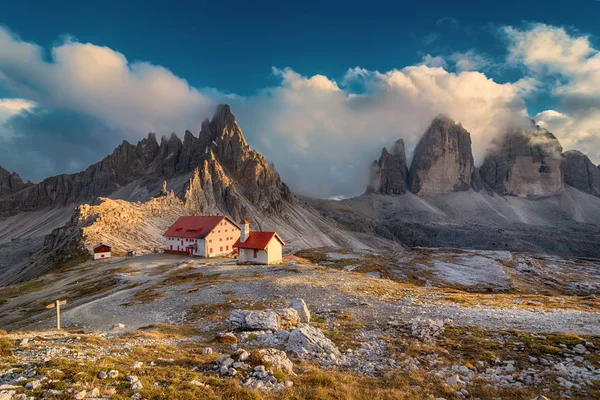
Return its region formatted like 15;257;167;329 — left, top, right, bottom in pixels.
0;104;291;218
366;139;409;195
480;126;564;197
0;166;29;197
408;115;474;196
562;150;600;196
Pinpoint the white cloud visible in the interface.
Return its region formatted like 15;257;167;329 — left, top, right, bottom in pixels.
0;27;216;138
450;50;491;72
535;109;600;163
506;23;600;164
236;66;533;198
420;54;448;69
0;98;34;120
0;98;35;137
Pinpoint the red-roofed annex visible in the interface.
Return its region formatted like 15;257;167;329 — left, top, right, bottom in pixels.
233;220;285;264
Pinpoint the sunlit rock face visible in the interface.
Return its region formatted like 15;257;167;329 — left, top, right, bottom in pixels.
480;124;564;197
408;115;474;196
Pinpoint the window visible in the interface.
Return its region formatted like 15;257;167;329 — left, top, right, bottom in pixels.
170;245;173;250
209;239;212;243
253;249;258;258
218;230;221;233
220;238;222;241
220;246;223;252
226;245;229;250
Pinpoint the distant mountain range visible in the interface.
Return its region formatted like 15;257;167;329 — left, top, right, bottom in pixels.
315;115;600;258
1;106;600;285
367;114;600;199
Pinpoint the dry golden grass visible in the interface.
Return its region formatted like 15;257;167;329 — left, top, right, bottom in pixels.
120;286;165;306
441;291;600;312
128;324;203;339
0;336;14;357
6;328;600;400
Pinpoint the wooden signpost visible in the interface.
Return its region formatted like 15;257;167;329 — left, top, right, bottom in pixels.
45;300;67;329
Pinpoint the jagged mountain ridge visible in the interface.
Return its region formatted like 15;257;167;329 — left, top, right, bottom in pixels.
0;166;31;197
0;105;291;219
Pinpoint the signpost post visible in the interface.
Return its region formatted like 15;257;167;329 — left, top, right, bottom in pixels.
45;300;67;330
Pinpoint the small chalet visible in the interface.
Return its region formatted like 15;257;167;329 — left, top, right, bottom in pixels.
93;243;112;260
163;215;240;257
233;219;285;264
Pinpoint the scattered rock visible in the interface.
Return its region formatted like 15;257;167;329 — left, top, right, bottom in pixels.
130;361;143;369
257;348;294;374
289;298;311;323
228;308;299;331
286;325;341;362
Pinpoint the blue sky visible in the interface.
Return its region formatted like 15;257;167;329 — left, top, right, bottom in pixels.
1;0;600;198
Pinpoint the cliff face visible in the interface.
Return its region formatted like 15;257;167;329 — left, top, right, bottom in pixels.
366;139;409;195
0;166;30;196
480;125;564;197
408;115;474;196
562;150;600;197
0;104;292;218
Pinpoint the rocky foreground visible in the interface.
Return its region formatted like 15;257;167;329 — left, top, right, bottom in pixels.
0;250;599;399
0;301;599;400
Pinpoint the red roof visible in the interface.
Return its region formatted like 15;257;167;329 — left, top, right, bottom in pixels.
163;216;239;239
233;232;285;250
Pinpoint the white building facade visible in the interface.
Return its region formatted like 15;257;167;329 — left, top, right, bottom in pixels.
163;216;240;257
234;219;285;264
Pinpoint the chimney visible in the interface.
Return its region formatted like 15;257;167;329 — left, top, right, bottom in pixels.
240;218;250;243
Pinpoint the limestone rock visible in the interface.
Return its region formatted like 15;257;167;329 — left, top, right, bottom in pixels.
107;370;119;378
228;309;300;331
562;150;600;196
480;124;564;197
257;348;294;374
228;310;279;331
409;115;474;196
289;298;311;323
286;325;341;358
366;139;409;195
130;361;143;369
